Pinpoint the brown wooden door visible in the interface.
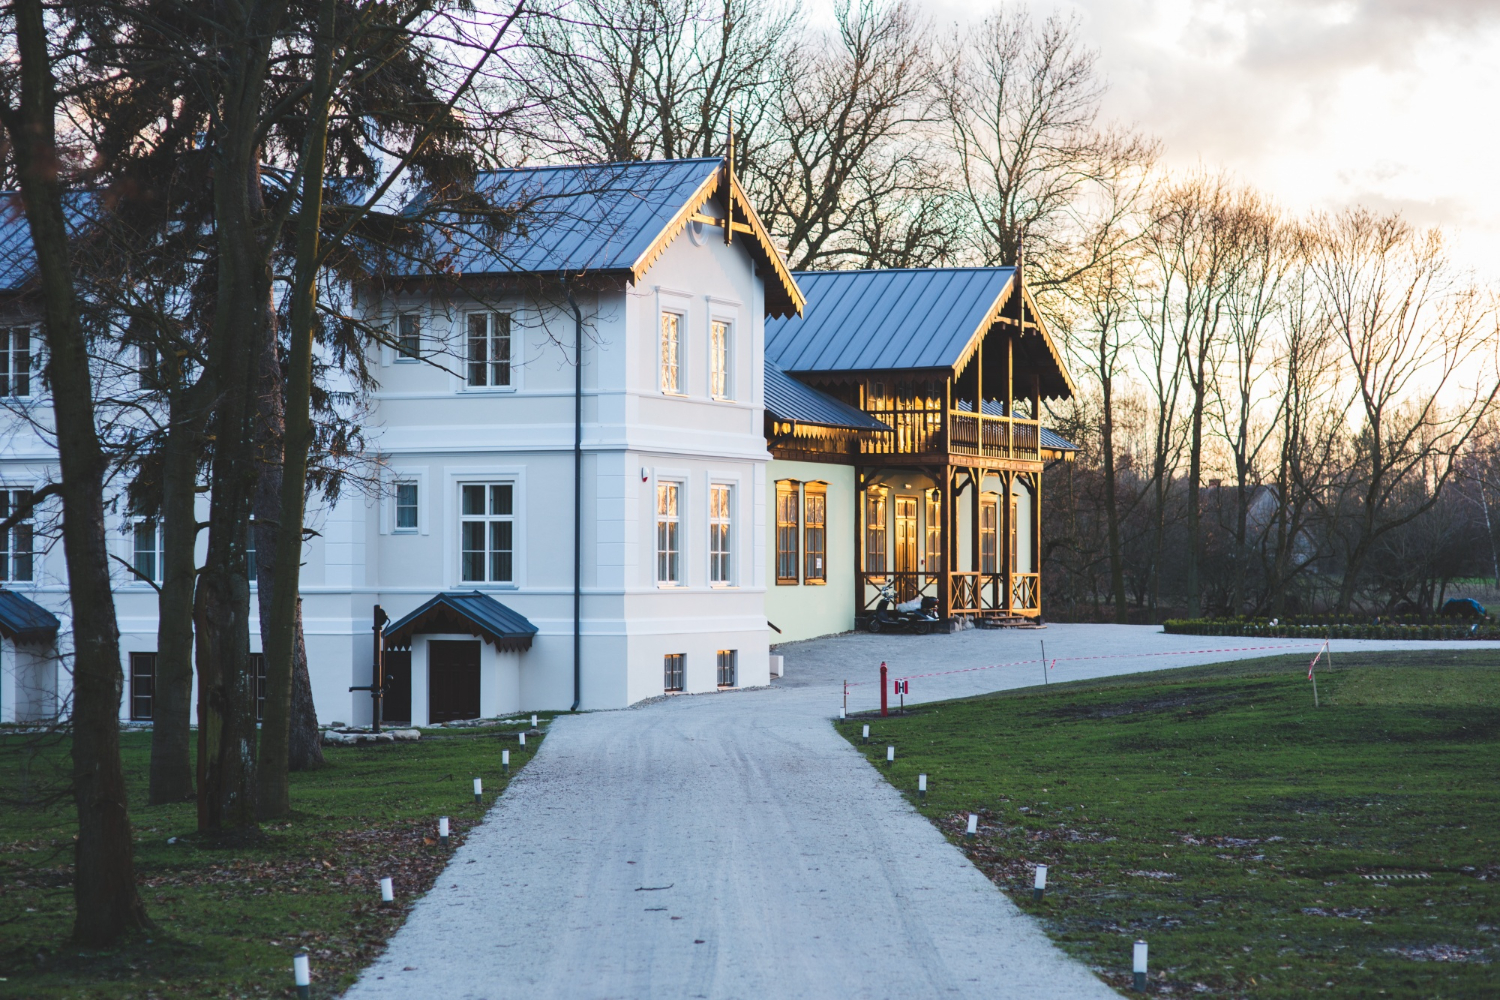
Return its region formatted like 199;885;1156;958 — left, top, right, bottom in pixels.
894;496;918;600
383;650;412;724
428;640;481;723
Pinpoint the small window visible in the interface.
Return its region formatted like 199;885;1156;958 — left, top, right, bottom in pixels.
775;481;798;584
396;313;421;359
980;496;998;574
664;653;685;693
137;343;158;390
710;320;732;399
804;483;826;583
0;490;34;582
395;482;419;532
466;312;511;387
250;652;267;722
0;326;31;398
460;483;514;583
132;519;163;583
660;312;682;393
129;652;156;721
865;489;888;578
716;649;737;688
924;489;942;582
656;481;681;584
709;484;732;585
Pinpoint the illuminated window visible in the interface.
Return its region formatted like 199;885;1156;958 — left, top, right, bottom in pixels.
864;489;888;578
981;495;997;574
709;484;732;585
803;483;826;583
775;481;798;584
656;482;681;584
660;312;682;393
716;649;737;688
925;490;942;581
710;320;732;398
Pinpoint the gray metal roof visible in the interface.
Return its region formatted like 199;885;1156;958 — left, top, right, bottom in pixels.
427;158;722;277
0;590;60;643
1040;427;1079;453
385;591;538;653
0;192;96;294
765;267;1018;372
765;361;889;431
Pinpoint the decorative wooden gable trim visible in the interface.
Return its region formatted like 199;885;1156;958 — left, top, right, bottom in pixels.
949;272;1076;400
627;162;805;320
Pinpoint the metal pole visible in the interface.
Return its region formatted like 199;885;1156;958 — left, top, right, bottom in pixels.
880;662;888;717
566;285;583;712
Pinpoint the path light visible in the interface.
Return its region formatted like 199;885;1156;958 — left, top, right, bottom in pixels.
862;724;870;744
519;732;526;747
1133;940;1148;991
1033;865;1047;901
473;777;483;804
532;714;538;728
438;816;449;848
965;814;978;839
502;749;510;774
293;950;311;999
918;774;927;799
886;746;895;767
380;877;394;903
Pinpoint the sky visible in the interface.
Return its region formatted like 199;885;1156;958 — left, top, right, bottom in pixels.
844;0;1500;280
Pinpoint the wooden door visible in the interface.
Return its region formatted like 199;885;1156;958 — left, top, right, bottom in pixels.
894;496;918;600
383;650;412;724
428;640;481;723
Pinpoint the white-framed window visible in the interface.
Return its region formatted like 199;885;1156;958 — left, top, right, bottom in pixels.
0;326;32;398
394;482;419;532
656;481;681;584
716;649;737;688
395;312;421;360
660;311;683;394
136;343;157;390
0;489;34;582
709;483;732;585
710;319;732;399
460;483;514;583
466;312;511;387
132;518;163;583
664;653;685;693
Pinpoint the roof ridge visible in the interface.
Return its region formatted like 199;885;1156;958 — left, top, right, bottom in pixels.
476;157;723;177
792;265;1016;276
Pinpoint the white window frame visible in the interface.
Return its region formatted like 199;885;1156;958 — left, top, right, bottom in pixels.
458;481;517;585
0;488;35;583
0;325;33;399
464;310;513;390
709;318;733;400
659;310;684;395
656;479;683;586
394;311;422;361
129;517;164;585
708;482;733;586
394;481;420;534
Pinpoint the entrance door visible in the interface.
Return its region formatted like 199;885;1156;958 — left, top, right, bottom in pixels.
428;640;481;723
894;496;918;600
383;650;412;724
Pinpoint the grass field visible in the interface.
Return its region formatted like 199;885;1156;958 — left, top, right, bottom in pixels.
836;651;1499;998
0;720;548;999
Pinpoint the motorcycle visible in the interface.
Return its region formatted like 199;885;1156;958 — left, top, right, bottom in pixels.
865;582;943;634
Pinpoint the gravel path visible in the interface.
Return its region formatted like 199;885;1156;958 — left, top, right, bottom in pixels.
344;625;1497;999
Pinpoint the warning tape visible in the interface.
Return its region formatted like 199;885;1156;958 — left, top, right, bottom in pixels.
843;642;1325;687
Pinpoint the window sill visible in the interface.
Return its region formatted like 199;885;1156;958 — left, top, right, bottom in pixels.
775;578;799;586
709;583;738;590
460;385;516;393
803;579;828;586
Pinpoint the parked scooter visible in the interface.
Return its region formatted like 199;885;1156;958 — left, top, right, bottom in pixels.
865;582;943;634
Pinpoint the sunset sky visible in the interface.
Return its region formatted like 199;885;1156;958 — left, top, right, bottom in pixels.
899;0;1500;279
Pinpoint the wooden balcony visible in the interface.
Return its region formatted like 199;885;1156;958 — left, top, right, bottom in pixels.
859;406;1042;463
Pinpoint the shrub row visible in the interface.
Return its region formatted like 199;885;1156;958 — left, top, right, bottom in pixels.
1162;619;1500;641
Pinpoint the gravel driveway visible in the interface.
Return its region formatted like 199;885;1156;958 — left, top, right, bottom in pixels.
344;625;1497;1000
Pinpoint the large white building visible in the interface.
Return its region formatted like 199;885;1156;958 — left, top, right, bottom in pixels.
0;157;1076;726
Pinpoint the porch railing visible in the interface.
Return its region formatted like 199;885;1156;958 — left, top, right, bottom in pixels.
859;571;1042;616
860;571;937;610
949;413;1041;461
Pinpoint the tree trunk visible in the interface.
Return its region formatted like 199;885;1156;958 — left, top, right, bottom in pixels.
1185;376;1205;618
0;0;151;942
253;291;290;817
1100;365;1129;624
258;0;336;817
148;390;199;804
287;599;324;771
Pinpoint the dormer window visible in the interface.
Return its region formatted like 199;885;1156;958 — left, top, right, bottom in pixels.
660;311;683;394
710;320;732;399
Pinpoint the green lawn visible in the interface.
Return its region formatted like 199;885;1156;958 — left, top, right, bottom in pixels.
837;651;1499;998
0;720;550;999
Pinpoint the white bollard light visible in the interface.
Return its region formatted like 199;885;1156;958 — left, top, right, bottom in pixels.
965;813;978;839
1133;939;1148;991
918;773;927;799
519;732;526;747
293;950;311;999
438;816;450;847
840;707;846;719
1033;865;1048;901
473;777;483;804
502;749;510;773
886;745;895;766
862;724;870;744
380;877;394;903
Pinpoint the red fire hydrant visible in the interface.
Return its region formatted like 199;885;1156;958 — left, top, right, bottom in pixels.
880;661;888;717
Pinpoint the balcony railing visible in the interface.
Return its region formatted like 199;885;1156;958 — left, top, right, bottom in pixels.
860;571;1041;617
859;406;1042;461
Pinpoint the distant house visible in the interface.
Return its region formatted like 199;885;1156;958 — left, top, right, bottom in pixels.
0;158;1076;725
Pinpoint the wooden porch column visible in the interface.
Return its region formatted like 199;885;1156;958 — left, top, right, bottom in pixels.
940;464;953;621
853;466;863;621
1001;470;1013;614
1033;470;1043;618
1006;335;1015;458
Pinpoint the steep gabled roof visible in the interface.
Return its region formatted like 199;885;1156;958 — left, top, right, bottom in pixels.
384;591;537;653
411;158;804;318
764;361;889;432
764;267;1073;399
0;590;60;643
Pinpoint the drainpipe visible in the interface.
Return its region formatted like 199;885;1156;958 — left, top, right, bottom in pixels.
565;283;583;711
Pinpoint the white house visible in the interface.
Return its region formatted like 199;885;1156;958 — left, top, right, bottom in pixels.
0;157;1077;727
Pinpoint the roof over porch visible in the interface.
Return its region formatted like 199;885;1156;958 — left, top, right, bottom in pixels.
384;592;538;653
0;590;60;644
